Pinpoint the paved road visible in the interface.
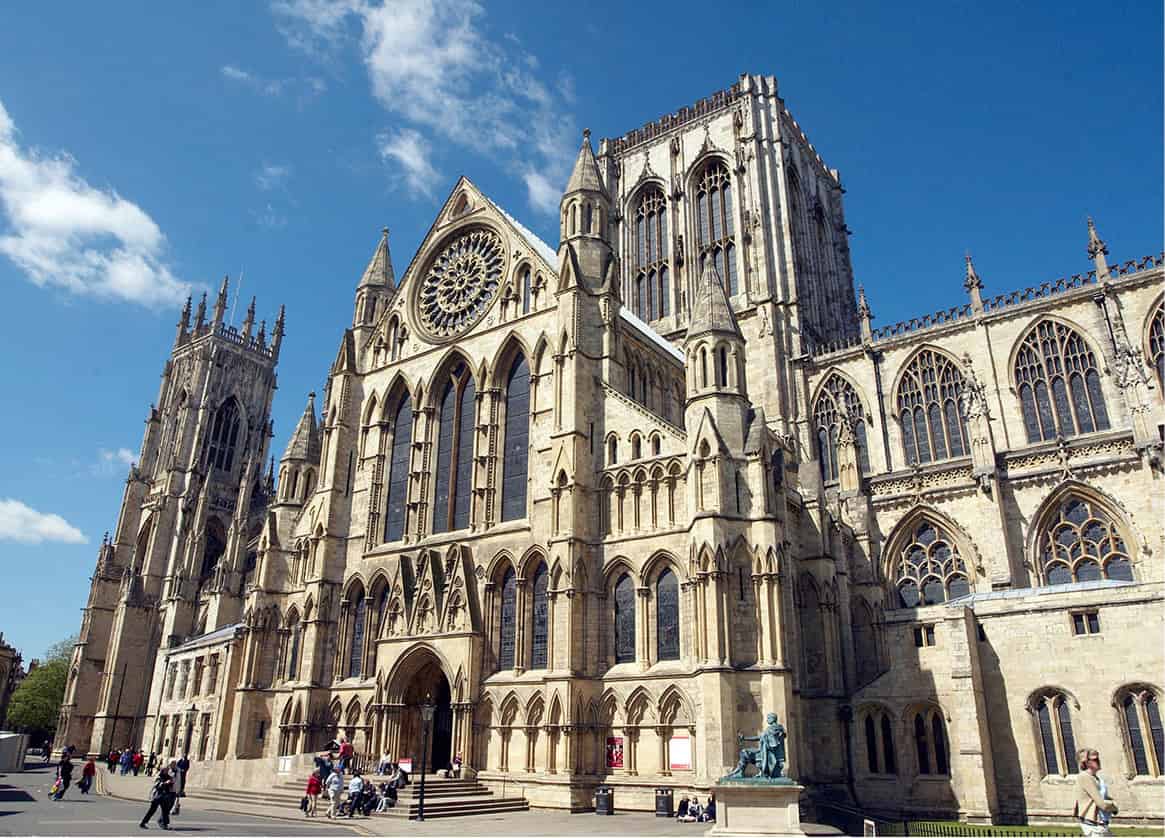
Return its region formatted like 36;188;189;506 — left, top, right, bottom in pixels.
0;764;359;837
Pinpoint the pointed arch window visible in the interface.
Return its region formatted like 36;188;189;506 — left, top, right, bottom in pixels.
614;573;636;664
893;520;971;608
897;349;969;464
656;568;680;661
1117;687;1164;776
521;267;532;315
1148;303;1164;391
914;707;949;775
286;620;301;681
695;161;737;296
501;355;530;521
530;563;549;669
207;398;242;471
1037;495;1133;585
1031;690;1077;776
384;396;412;542
635;187;670;321
813;374;870;481
432;363;475;534
347;592;366;679
1014;320;1110;443
498;568;517;670
862;708;897;775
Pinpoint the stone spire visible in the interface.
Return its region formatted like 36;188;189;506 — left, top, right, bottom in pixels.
358;227;395;289
212;275;229;326
242;296;256;340
857;286;873;340
564;129;608;197
687;259;742;340
282;392;320;464
964;252;984;313
272;305;286;359
194;292;207;331
176;295;192;343
1087;217;1110;278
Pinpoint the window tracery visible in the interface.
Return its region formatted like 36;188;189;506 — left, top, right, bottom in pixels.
347;592;366;679
892;520;971;608
913;707;949;775
1149;303;1164;391
416;227;505;340
634;187;670;321
656;568;680;661
432;363;475;534
498;567;517;670
897;349;969;465
1117;686;1164;776
695;160;738;296
501;355;530;522
1031;690;1077;776
862;707;897;775
207;398;242;472
614;573;636;664
1014;320;1110;442
813;374;870;480
530;563;549;669
1037;495;1133;585
384;397;412;542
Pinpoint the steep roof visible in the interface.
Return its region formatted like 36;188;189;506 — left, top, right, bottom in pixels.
564;130;608;197
282;392;320;463
687;260;742;340
357;228;395;288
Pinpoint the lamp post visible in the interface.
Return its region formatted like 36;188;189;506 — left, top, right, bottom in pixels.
416;694;435;821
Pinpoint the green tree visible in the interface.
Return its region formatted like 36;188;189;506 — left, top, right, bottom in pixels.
6;634;77;745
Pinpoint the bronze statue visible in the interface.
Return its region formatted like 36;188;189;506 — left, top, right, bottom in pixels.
725;712;787;780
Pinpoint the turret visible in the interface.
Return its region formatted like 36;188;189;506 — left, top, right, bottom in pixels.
353;227;394;332
684;260;749;451
277;392;320;506
558;129;613;289
175;295;192;344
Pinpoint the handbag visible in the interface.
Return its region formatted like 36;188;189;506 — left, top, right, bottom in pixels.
49;778;62;797
300;795;310;812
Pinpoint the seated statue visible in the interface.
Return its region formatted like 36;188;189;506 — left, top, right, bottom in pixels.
725;712;787;780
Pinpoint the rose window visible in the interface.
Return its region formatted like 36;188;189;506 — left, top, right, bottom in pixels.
417;228;505;339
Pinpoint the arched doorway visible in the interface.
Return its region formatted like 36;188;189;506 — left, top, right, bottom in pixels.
390;648;455;772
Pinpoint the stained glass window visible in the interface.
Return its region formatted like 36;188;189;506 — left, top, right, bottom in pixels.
287;622;300;681
893;520;971;607
498;568;516;670
695;161;738;296
634;188;669;320
207;398;242;471
501;356;530;521
881;715;897;774
1149;304;1165;391
1125;695;1148;775
433;364;475;534
1037;699;1060;774
614;573;636;664
1037;496;1133;585
348;593;366;679
865;715;879;773
656;568;680;661
1118;689;1164;776
530;564;549;669
897;350;969;465
384;398;411;542
813;373;870;481
1014;320;1110;443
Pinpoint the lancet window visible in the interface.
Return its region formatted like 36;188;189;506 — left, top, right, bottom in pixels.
656;568;680;661
634;187;670;321
813;374;870;481
207;398;242;472
347;592;366;679
914;707;949;775
1032;691;1077;776
501;356;530;522
614;573;636;664
1149;303;1164;391
432;363;475;534
897;349;968;464
530;563;549;669
1036;495;1134;585
893;520;971;608
384;397;412;542
1014;319;1110;443
498;568;517;670
695;160;738;297
1118;687;1164;776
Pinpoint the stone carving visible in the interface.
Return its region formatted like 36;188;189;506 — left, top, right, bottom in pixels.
417;227;505;340
723;712;792;783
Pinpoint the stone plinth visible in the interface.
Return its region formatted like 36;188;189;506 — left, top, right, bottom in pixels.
707;780;805;837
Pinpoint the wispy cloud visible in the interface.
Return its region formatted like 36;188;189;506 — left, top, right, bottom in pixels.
254;162;292;191
272;0;576;215
0;100;191;307
0;499;86;544
378;129;440;198
221;64;326;101
91;447;135;477
252;203;289;230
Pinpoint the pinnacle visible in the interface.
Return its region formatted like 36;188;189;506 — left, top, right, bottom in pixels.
687;259;741;340
358;227;395;288
964;252;982;290
564;129;607;196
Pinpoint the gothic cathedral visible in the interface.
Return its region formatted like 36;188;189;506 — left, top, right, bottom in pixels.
59;74;1164;824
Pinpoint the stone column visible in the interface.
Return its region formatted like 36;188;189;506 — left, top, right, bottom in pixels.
637;586;651;668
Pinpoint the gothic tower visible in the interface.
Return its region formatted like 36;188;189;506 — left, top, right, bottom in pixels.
58;279;282;756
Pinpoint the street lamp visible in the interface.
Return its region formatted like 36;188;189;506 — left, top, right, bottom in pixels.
416;694;435;822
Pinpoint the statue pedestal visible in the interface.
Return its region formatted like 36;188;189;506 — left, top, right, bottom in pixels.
707;780;805;837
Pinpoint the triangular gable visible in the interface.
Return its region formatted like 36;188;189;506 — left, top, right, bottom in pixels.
438;544;478;633
691;406;731;459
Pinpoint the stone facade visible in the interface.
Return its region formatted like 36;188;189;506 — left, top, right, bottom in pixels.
0;633;24;730
58;74;1164;825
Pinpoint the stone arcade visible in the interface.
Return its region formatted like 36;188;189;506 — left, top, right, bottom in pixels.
57;74;1164;825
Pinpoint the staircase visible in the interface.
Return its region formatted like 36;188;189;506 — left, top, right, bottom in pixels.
186;773;527;821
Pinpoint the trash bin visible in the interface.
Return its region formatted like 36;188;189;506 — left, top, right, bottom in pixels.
654;787;674;817
595;785;614;815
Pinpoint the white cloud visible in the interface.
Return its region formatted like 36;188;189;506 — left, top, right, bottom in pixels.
0;499;86;545
220;64;326;100
91;447;136;477
522;169;560;216
254;163;292;191
272;0;576;215
253;203;289;230
378;129;440;198
0;100;190;307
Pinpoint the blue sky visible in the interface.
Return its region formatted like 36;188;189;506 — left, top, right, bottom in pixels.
0;1;1160;662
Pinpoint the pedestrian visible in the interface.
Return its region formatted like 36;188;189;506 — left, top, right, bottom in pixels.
80;756;97;794
338;738;354;774
451;752;463;779
314;750;335;779
305;770;322;818
53;749;74;800
325;768;343;818
108;749;119;773
346;771;364;818
1074;748;1118;836
172;754;190;816
120;749;133;775
42;743;52;763
139;767;176;830
132;749;144;776
146;752;157;776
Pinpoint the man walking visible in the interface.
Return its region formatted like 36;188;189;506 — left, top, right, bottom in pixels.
139;767;176;830
172;754;190;816
52;748;74;800
346;771;365;818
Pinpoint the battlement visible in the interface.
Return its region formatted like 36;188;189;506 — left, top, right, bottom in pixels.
603;80;746;156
